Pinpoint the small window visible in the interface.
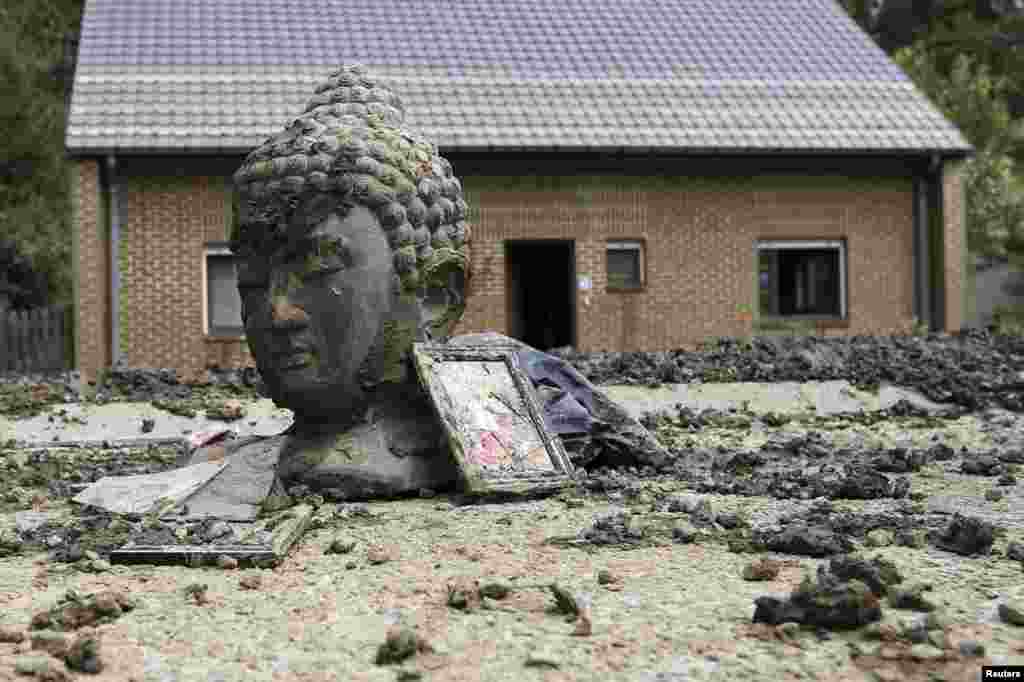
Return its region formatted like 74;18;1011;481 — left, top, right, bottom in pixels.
758;240;846;319
205;245;244;336
607;240;644;290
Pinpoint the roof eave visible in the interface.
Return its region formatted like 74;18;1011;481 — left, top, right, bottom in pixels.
65;144;976;159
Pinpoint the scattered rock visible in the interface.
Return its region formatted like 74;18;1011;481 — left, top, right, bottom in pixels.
30;590;135;631
961;456;1003;476
690;500;717;527
215;555;238;570
716;512;742;529
672;521;697;544
887;583;936;612
665;494;700;513
597;569;620;586
742;558;781;581
826;555;903;597
571;608;593;636
998;602;1024;626
324;537;357;555
202;521;233;543
446;579;479;612
753;576;881;630
239;574;262;591
1006;541;1024;561
549;583;581;618
760;524;854;557
367;545;394;565
581;509;646;545
140;418;155;433
930;514;996;556
894;529;927;549
184;583;210;606
478;581;512;601
0;530;22;557
375;626;432;665
985;488;1005;502
524;650;561;669
958;640;986;657
865;529;894;547
65;634;102;674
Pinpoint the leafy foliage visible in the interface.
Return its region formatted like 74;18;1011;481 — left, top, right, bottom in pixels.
0;0;84;305
843;1;1024;260
893;47;1024;256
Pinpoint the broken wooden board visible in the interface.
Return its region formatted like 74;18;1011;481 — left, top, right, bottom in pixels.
412;343;574;498
108;504;312;567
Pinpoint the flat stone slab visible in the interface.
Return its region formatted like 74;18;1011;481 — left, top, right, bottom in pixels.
71;461;228;516
1;399;293;446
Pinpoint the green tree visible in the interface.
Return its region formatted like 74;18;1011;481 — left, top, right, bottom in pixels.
0;0;83;305
894;46;1024;257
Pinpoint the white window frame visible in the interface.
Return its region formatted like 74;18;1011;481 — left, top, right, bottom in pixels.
203;244;245;338
606;239;645;290
757;239;847;319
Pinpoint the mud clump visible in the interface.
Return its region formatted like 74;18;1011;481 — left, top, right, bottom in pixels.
579;508;646;546
375;626;433;665
742;558;782;581
30;590;136;631
756;524;854;557
930;514;996;556
753;575;882;629
825;555;903;597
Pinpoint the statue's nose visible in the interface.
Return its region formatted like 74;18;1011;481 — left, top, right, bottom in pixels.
270;298;310;328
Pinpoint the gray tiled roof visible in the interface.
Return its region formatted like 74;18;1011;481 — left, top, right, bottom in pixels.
66;0;972;155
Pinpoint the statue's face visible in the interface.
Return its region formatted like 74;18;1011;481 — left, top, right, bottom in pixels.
239;204;394;420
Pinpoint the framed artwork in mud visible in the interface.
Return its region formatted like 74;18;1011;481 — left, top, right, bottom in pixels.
412;343;574;497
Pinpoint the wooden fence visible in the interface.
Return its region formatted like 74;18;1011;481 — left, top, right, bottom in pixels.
0;305;73;372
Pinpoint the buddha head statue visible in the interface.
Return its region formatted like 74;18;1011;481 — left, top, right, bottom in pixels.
231;65;471;423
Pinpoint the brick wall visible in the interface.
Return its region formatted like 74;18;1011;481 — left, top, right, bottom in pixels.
942;160;966;332
109;168;920;375
119;174;252;380
70;159;109;380
457;174;916;351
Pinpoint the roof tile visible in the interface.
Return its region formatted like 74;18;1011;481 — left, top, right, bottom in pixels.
67;0;970;154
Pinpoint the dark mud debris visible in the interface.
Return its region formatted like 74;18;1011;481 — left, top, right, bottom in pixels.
756;524;853;557
579;508;646;546
375;626;432;665
553;330;1024;413
823;555;903;597
753;575;881;629
742;558;782;581
929;514;997;556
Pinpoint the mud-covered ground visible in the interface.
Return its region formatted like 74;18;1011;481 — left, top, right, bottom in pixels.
0;332;1023;681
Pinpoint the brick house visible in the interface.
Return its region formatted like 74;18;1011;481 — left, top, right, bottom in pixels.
66;0;971;381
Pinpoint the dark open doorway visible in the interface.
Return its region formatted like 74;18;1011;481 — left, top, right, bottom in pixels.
506;240;575;350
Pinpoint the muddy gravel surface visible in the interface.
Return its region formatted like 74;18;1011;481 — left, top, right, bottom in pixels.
1;332;1024;680
0;406;1022;680
552;329;1024;413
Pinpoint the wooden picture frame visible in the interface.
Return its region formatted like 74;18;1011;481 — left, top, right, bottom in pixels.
412;343;574;497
